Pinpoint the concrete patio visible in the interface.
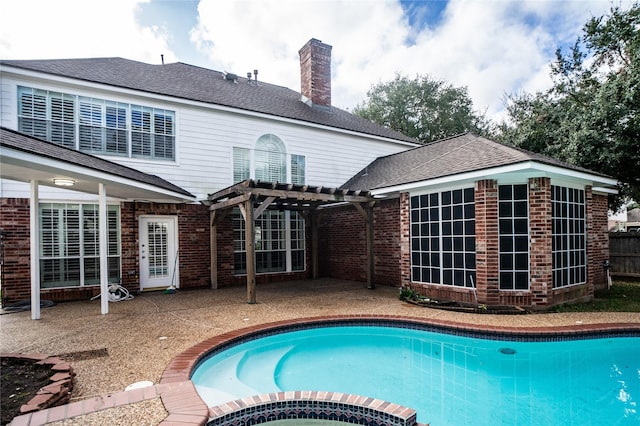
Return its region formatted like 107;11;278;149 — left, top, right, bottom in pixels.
2;278;639;425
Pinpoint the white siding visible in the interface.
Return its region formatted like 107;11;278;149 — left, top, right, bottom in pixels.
1;70;414;201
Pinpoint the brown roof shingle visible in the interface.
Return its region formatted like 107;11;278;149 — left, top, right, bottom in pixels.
0;57;417;144
342;133;612;191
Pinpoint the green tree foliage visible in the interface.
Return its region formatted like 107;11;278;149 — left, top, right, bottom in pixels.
498;3;640;210
353;74;490;144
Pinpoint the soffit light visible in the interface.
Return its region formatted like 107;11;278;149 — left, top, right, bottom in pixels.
53;178;75;187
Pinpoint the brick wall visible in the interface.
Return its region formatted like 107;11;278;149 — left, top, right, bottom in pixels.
319;204;367;282
373;199;403;286
587;189;609;290
474;180;500;306
0;199;212;304
122;202;211;292
319;198;402;287
0;198;31;303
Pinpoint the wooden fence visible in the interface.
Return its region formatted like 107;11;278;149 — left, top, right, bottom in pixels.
609;233;640;278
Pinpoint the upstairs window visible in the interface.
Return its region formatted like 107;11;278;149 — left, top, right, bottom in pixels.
291;154;306;185
255;134;286;182
233;147;250;182
18;87;75;148
17;86;175;160
232;135;306;185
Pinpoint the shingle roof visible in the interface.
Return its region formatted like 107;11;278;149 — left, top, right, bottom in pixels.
0;126;194;198
342;133;612;191
0;57;416;144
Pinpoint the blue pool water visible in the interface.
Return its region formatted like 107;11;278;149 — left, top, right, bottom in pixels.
191;325;640;425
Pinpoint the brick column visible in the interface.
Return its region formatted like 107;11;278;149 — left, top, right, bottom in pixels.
0;198;31;303
399;192;411;288
587;187;609;291
474;180;499;305
528;177;553;307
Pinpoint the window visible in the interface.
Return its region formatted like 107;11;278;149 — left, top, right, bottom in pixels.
233;147;250;182
255;134;286;182
131;106;175;160
552;186;586;287
18;87;75;148
39;203;120;288
498;184;529;290
18;86;175;160
291;154;305;185
233;210;305;274
79;97;128;155
410;188;475;287
232;135;305;185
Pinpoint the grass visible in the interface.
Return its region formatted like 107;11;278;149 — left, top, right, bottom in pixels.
552;280;640;312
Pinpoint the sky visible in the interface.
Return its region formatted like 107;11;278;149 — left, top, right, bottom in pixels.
0;0;632;122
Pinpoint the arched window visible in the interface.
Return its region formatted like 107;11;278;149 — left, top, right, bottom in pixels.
255;134;286;182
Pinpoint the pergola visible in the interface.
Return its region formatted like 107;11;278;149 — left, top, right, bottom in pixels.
207;179;376;303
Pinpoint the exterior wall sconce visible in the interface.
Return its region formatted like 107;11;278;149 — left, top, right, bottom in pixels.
53;178;75;187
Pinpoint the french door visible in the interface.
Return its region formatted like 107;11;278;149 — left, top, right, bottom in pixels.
139;216;178;290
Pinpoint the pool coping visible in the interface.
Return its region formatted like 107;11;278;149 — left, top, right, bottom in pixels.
159;315;640;426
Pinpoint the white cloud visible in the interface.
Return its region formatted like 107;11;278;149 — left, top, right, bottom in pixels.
1;0;631;122
190;0;626;121
0;0;176;64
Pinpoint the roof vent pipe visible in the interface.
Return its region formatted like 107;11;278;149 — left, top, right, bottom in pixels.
161;54;164;65
254;69;258;84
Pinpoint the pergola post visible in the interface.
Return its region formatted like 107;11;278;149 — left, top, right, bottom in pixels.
243;198;256;303
354;202;375;289
311;210;320;279
364;204;375;289
210;211;218;289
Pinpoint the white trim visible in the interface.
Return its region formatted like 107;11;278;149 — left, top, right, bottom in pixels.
29;180;40;320
592;186;618;195
99;183;109;315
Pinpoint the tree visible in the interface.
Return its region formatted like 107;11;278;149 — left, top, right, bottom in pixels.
498;3;640;210
354;74;490;144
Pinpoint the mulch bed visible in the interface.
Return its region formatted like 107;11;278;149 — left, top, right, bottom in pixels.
0;354;75;426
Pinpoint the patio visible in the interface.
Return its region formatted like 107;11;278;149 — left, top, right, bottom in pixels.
2;278;639;425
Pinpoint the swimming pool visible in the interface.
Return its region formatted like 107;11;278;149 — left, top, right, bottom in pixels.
191;323;640;425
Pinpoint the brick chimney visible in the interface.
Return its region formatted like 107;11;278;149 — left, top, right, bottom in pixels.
299;38;332;109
